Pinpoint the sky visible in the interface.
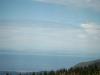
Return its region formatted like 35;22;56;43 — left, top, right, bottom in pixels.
0;0;100;57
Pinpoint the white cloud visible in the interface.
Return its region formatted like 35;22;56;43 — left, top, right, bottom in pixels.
80;22;100;52
0;22;100;55
34;0;100;11
0;24;87;52
81;22;100;35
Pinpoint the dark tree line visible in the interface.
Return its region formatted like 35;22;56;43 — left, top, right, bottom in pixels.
3;64;100;75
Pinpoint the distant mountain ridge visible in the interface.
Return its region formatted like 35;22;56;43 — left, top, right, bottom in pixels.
74;59;100;68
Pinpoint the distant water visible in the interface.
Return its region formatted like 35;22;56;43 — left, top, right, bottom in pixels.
0;54;98;72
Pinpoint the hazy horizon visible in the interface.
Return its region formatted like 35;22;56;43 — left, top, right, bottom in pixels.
0;0;100;72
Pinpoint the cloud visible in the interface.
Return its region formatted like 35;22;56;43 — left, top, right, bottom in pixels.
81;22;100;36
80;22;100;52
34;0;100;11
0;23;87;52
0;22;100;55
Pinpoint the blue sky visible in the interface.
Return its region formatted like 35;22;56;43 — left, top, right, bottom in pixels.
0;0;100;57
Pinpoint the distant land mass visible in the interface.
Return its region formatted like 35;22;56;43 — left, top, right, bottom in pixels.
0;59;100;75
74;59;100;68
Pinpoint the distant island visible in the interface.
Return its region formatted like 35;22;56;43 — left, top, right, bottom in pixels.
0;59;100;75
